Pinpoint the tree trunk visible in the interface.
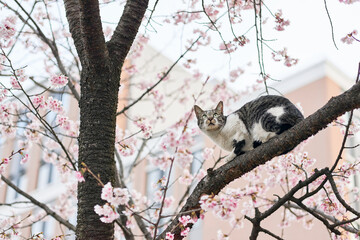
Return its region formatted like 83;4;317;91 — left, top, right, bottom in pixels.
63;0;149;238
76;66;120;240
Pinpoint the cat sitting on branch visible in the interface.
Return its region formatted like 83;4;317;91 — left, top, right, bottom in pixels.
194;95;304;162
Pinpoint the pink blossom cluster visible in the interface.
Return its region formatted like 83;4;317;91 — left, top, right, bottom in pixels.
128;34;149;60
16;69;27;82
0;16;16;47
0;215;21;238
168;11;201;25
174;147;193;168
24;115;42;143
210;81;238;104
229;67;245;82
94;203;120;223
165;232;174;240
95;182;130;223
219;36;249;53
200;191;240;220
0;89;7;103
101;182;130;206
341;30;358;44
75;171;85;182
272;48;299;67
53;192;76;219
339;0;360;3
204;4;220;22
49;74;68;88
134;117;153;139
201;147;214;161
178;214;199;237
274;10;290;31
178;169;194;185
10;77;21;89
0;149;28;175
192;29;211;48
217;230;229;240
31;95;46;109
149;89;165;115
333;114;360;136
56;114;79;137
149;154;172;171
45;96;65;114
115;128;138;157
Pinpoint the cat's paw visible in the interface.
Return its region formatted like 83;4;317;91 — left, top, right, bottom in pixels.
225;152;237;162
253;140;262;148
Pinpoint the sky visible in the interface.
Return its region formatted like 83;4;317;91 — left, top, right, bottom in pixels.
141;0;360;89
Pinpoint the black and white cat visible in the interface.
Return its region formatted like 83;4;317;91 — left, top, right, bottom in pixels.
194;95;304;162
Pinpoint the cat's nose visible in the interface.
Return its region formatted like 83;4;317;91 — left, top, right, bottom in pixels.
206;118;216;125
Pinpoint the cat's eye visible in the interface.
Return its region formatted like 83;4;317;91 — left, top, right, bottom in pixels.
213;113;218;117
202;114;207;118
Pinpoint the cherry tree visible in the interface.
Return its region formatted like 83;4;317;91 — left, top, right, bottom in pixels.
0;0;360;240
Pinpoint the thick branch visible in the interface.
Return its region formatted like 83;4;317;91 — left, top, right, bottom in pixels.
157;81;360;239
63;0;86;64
78;0;109;70
107;0;149;69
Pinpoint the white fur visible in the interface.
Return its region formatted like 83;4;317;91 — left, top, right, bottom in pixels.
251;122;277;143
202;114;252;152
267;106;285;122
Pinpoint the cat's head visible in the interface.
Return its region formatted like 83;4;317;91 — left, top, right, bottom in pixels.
194;101;226;131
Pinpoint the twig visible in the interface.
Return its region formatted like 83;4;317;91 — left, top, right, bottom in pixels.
1;176;76;231
323;0;338;50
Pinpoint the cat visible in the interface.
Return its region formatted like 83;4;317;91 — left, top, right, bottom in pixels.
194;95;304;162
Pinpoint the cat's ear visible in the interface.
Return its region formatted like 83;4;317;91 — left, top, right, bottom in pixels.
215;101;223;114
194;105;204;119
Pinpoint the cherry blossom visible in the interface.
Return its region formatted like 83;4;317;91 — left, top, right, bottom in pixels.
45;96;65;114
75;171;85;182
274;10;290;31
180;227;190;237
49;75;68;88
272;48;299;67
178;215;193;227
179;169;194;185
134;117;153;139
217;230;229;240
94;203;120;223
165;232;174;240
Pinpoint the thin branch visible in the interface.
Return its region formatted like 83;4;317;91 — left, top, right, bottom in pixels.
1;176;76;231
323;0;338;50
116;35;202;116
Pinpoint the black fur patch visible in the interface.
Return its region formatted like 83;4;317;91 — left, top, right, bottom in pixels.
253;141;262;148
277;123;293;135
233;139;246;156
